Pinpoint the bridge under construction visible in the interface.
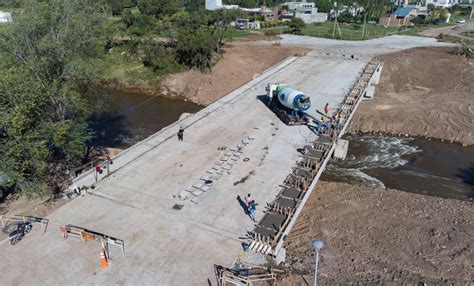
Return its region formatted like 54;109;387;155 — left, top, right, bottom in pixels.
0;35;452;285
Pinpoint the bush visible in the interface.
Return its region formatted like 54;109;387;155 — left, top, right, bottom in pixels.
176;28;217;71
264;28;281;36
110;0;126;15
137;0;178;19
142;41;180;74
288;17;305;34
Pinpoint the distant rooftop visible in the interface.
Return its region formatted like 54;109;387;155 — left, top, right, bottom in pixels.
394;7;414;17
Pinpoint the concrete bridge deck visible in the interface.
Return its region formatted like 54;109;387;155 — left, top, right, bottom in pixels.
0;35;452;285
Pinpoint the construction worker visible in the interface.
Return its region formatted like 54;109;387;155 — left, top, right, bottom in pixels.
324;103;329;116
248;200;258;222
316;117;326;134
177;126;184;141
244;193;252;213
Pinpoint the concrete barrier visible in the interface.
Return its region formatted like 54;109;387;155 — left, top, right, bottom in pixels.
363;62;383;100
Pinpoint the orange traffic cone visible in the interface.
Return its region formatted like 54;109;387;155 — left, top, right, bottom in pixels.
59;226;67;239
100;249;108;269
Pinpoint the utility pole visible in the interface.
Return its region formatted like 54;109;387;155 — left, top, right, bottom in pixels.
332;1;337;38
312;240;324;286
332;1;342;38
361;13;367;39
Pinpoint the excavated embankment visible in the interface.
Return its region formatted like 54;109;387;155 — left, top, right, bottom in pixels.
350;47;474;146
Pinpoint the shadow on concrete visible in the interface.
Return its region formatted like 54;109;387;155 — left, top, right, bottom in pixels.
236;195;249;215
212;264;225;286
256;94;270;105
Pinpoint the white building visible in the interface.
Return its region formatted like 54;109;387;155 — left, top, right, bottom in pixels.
0;11;13;23
425;0;457;8
206;0;222;10
295;7;328;23
205;0;239;10
285;1;315;11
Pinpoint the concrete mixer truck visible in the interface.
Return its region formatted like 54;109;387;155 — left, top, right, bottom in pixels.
265;83;313;125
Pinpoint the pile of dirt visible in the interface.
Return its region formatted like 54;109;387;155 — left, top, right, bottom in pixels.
279;181;473;284
161;38;308;106
350;47;474;146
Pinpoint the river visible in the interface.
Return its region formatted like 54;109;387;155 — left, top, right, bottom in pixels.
88;89;202;148
322;134;474;201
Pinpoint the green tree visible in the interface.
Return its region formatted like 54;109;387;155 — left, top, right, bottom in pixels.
0;0;103;197
110;0;127;15
137;0;178;19
314;0;333;13
207;9;243;51
142;41;181;74
288;17;306;34
0;0;22;7
176;28;216;71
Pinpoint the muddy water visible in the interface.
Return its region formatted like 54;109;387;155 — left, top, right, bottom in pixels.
322;134;474;201
89;89;202;148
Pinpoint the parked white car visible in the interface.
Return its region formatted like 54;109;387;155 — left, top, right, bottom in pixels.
457;19;466;24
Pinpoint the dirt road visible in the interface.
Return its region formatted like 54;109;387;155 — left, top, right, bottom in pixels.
350;47;474;146
419;22;473;38
279;181;473;284
161;38;308;106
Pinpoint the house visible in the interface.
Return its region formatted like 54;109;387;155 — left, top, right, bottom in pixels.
425;0;458;8
378;7;417;27
241;6;279;21
283;1;328;23
295;7;328;23
235;19;261;29
0;11;13;23
205;0;238;10
285;1;316;11
261;6;279;21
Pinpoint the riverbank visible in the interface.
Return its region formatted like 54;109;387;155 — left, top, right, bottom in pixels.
279;181;473;284
350;46;474;146
105;36;308;106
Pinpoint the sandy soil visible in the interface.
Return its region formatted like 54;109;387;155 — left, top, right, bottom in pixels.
279;181;473;285
161;38;308;106
350;47;474;146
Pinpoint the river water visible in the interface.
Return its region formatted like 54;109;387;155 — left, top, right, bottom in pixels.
88;89;202;148
321;134;474;201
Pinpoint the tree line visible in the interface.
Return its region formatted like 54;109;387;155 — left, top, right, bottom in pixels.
0;0;243;199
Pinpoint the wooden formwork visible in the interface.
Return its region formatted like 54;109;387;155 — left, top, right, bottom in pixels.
246;60;381;258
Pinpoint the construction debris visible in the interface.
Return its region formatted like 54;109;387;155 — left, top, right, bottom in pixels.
59;225;125;269
217;263;277;286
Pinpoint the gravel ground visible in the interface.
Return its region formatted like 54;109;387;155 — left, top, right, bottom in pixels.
350;47;474;146
278;181;473;284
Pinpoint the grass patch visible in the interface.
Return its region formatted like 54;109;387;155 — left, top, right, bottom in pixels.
100;47;160;86
297;22;400;40
225;29;255;38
